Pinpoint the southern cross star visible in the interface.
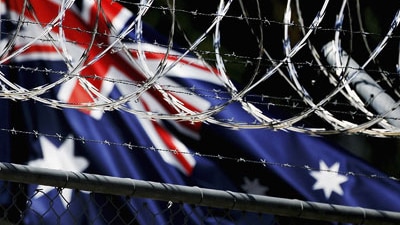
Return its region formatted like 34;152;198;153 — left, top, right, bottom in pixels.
28;135;89;208
241;176;269;195
310;160;348;199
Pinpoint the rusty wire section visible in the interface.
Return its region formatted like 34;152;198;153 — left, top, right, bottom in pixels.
1;0;400;136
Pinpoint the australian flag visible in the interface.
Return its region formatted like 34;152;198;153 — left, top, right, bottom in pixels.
0;0;399;224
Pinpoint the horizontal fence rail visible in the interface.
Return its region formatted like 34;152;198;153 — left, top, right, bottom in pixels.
0;162;400;225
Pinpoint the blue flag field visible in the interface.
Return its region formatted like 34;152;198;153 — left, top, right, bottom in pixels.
0;0;399;224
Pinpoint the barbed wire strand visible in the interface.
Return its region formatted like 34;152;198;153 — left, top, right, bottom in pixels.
1;127;398;183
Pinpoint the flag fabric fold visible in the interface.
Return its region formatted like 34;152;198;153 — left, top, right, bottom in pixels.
0;0;399;224
200;100;400;211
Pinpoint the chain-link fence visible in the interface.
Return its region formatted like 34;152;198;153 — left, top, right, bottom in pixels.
1;162;400;225
1;185;276;225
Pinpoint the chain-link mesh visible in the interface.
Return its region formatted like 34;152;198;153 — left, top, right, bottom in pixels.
1;163;400;225
0;181;397;225
0;181;273;225
1;1;400;224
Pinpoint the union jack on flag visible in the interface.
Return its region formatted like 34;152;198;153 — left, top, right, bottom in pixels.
2;0;229;176
2;1;400;225
2;1;270;224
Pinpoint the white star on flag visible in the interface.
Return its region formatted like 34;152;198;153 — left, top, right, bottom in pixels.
240;177;269;195
310;160;348;199
28;135;89;208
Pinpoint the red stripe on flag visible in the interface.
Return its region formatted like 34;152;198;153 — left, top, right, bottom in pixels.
142;101;194;175
8;0;209;130
154;121;194;175
15;45;59;54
